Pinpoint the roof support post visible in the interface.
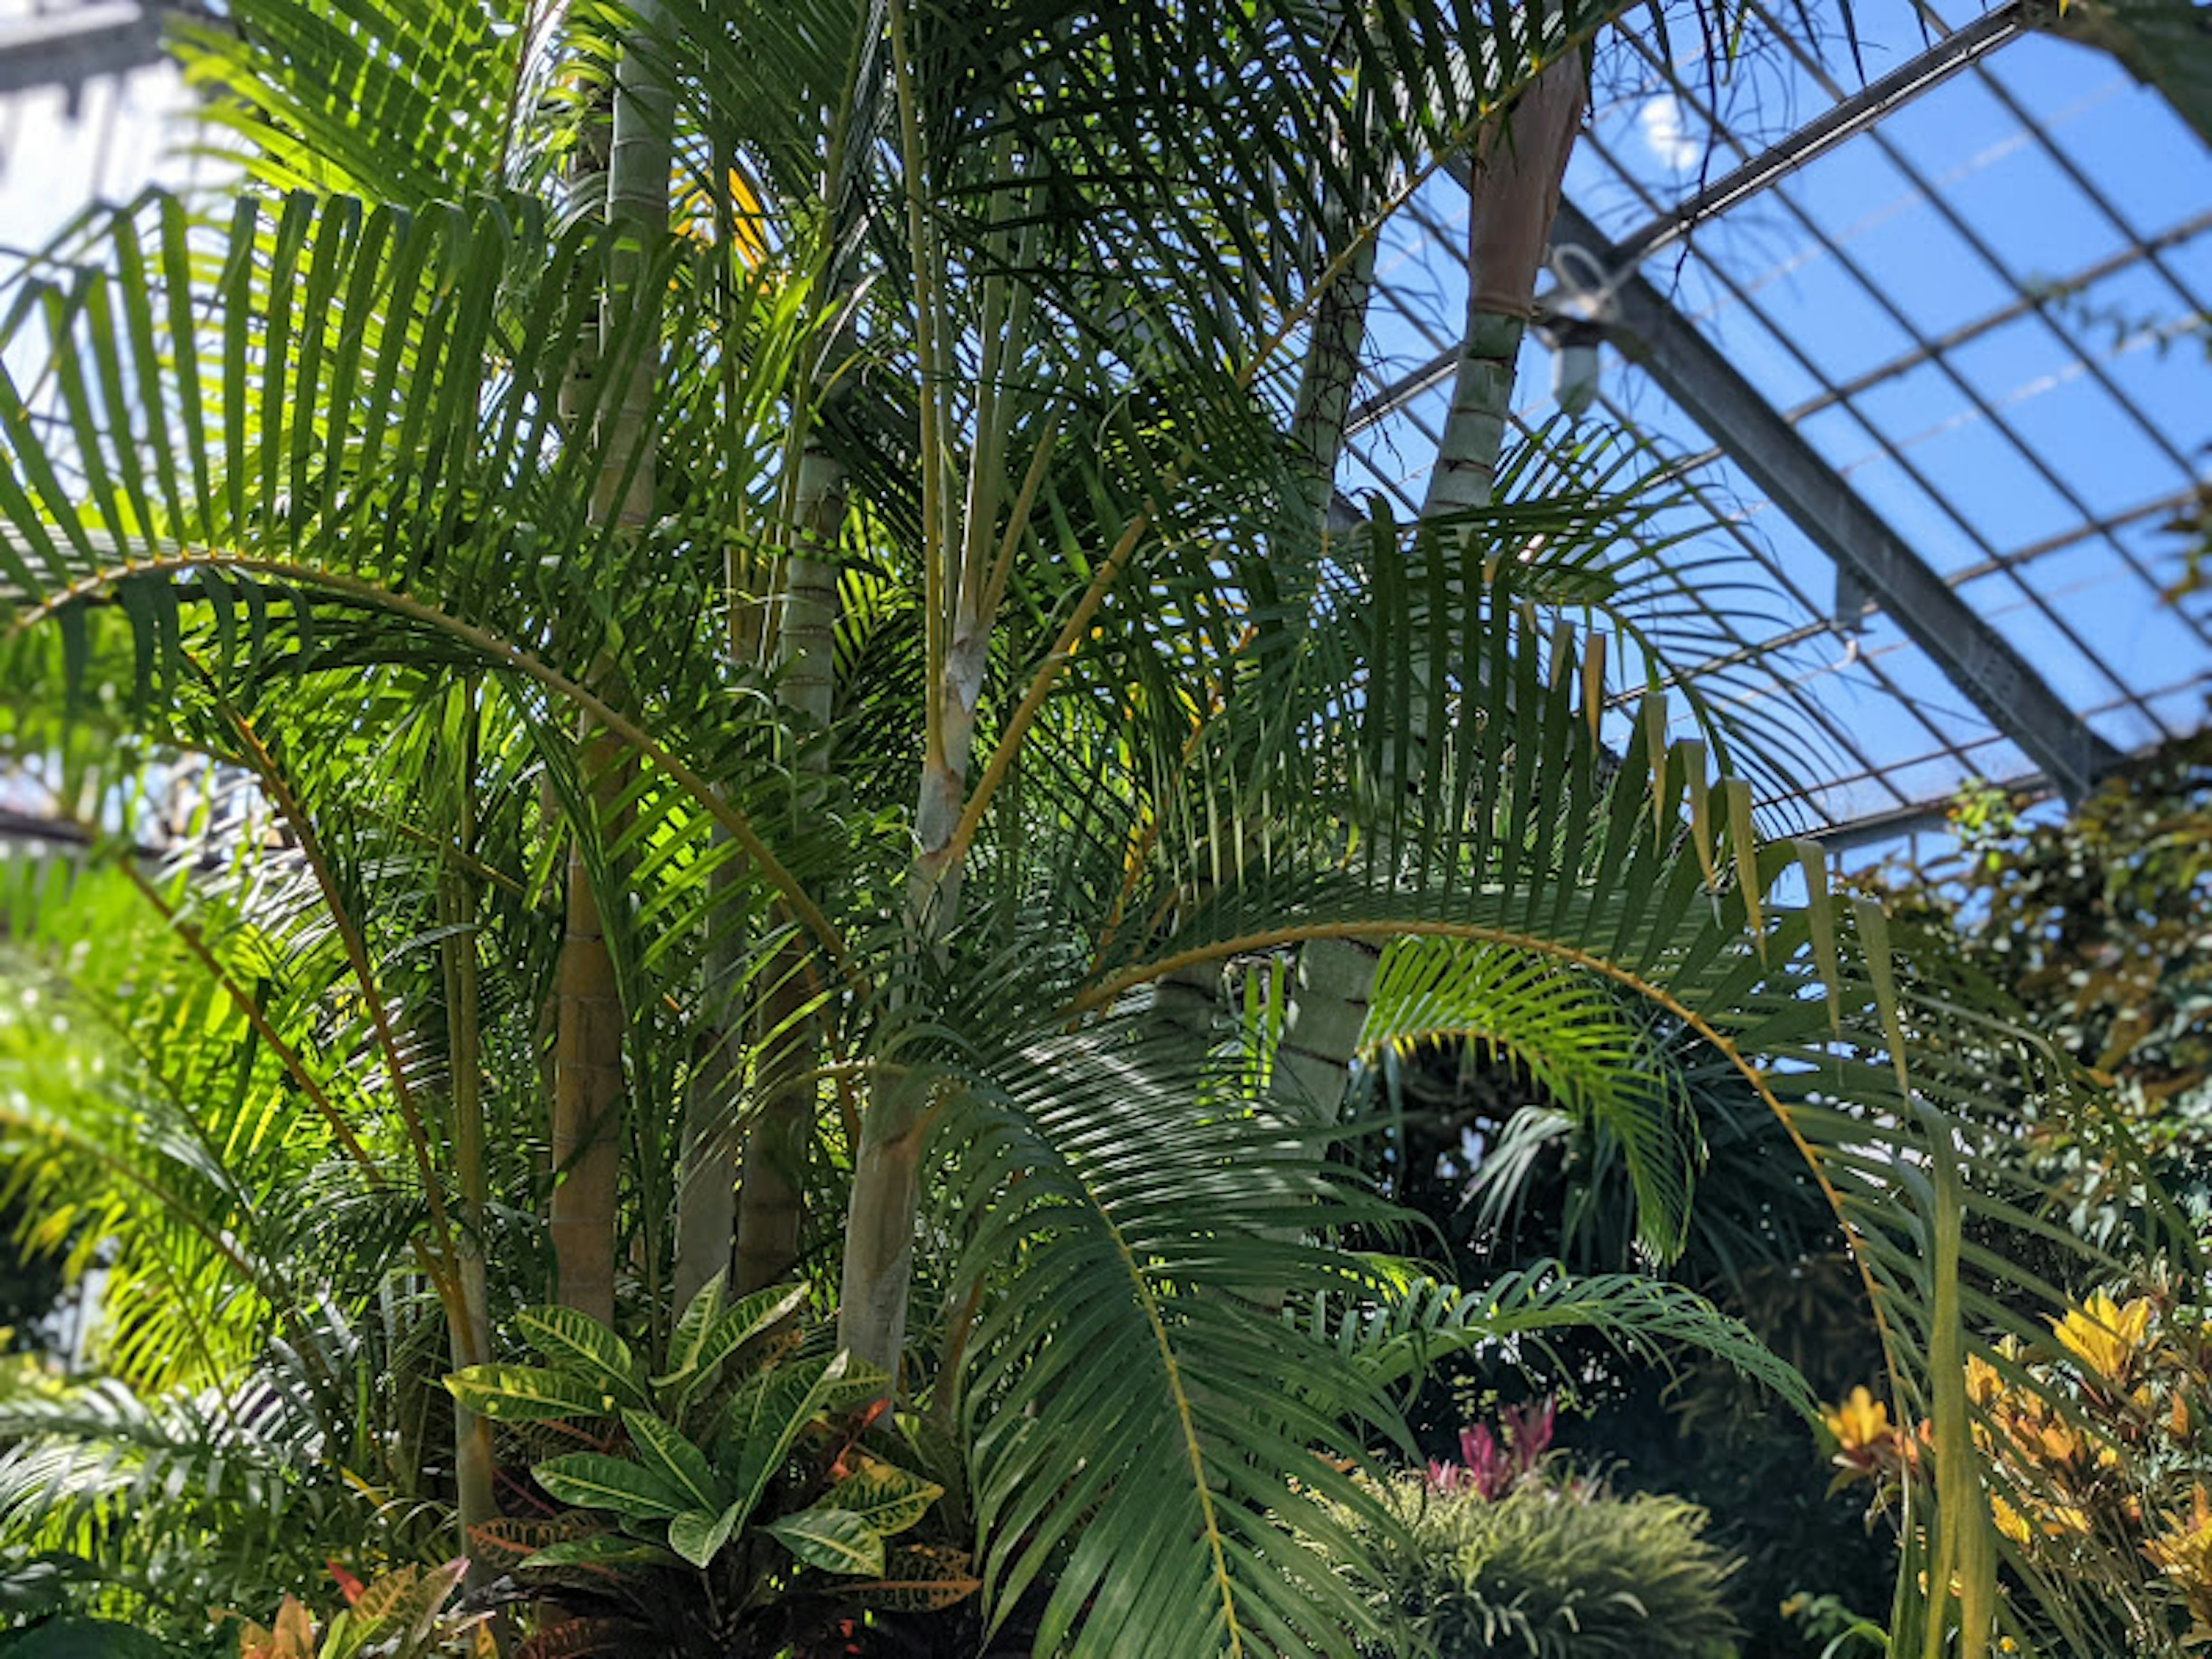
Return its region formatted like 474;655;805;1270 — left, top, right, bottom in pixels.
1550;197;2120;802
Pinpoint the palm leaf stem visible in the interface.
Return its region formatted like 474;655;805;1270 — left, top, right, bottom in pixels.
932;510;1152;898
202;679;461;1280
435;676;502;1566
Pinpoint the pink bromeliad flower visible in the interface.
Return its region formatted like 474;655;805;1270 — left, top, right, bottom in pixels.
1426;1396;1557;1498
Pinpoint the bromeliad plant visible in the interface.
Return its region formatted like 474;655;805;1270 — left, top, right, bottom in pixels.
446;1275;972;1653
1336;1404;1744;1659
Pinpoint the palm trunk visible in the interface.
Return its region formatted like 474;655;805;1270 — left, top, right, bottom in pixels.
550;771;626;1324
836;1082;926;1374
1288;43;1385;518
440;685;499;1574
1273;936;1381;1119
839;0;1021;1379
551;9;672;1321
671;857;742;1308
904;626;987;935
1275;59;1586;1124
736;444;846;1306
839;625;980;1377
730;327;850;1296
1422;59;1586;522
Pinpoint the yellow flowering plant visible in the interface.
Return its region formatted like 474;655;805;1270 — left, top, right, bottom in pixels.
1821;1272;2212;1654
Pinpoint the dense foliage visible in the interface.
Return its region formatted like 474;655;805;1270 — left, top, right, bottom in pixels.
1823;1275;2212;1656
1353;992;1899;1653
1875;730;2212;1240
0;1;2186;1656
1336;1408;1743;1659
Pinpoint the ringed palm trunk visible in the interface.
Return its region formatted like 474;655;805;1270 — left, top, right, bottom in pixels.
1423;59;1586;520
1289;29;1385;522
1276;58;1588;1122
838;607;987;1376
733;445;845;1294
670;863;742;1309
551;11;672;1322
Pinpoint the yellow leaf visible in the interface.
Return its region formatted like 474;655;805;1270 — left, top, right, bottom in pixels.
2051;1291;2154;1385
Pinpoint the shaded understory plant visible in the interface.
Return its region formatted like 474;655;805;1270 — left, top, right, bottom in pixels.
236;1562;488;1659
1338;1400;1743;1659
445;1274;973;1657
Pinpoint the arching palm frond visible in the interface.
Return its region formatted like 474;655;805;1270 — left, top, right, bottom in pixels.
1362;936;1698;1262
0;1323;410;1626
1068;528;2193;1658
934;998;1411;1659
172;0;551;204
1298;1259;1817;1415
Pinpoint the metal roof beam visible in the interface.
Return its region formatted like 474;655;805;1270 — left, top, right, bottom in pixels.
1609;1;2025;268
1551;196;2123;802
0;3;167;100
1807;776;2031;855
1345;12;2025;437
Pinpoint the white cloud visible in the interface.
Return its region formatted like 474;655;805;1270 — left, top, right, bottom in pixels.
1637;93;1702;173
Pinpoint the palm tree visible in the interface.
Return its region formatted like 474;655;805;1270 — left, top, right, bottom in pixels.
0;2;2180;1656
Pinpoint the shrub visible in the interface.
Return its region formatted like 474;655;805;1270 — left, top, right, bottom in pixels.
1339;1411;1743;1659
1820;1273;2212;1654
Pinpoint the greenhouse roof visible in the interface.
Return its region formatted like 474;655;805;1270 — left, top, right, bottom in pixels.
3;0;2209;859
1346;0;2212;856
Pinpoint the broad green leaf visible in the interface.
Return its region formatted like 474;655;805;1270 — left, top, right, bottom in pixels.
828;1457;942;1538
666;1503;741;1569
662;1281;809;1400
1641;692;1669;834
444;1364;613;1422
655;1270;728;1386
813;1358;895;1419
765;1506;884;1576
533;1452;689;1521
520;1534;683;1571
518;1306;650;1408
720;1352;849;1525
327;1566;421;1659
622;1409;726;1512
